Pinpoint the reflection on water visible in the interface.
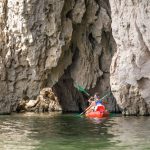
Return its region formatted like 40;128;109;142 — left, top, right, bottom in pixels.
0;113;149;150
107;116;150;150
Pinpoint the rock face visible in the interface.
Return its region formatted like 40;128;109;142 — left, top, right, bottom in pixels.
110;0;150;115
0;0;118;114
16;88;62;113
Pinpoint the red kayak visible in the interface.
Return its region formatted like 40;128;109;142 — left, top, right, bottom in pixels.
85;105;109;118
85;110;109;118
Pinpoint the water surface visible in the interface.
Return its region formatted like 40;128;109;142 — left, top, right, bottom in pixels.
0;113;149;150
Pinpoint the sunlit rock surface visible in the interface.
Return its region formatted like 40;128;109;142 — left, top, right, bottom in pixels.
110;0;150;115
17;88;62;113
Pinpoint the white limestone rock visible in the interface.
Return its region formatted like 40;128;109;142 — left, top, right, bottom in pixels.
110;0;150;115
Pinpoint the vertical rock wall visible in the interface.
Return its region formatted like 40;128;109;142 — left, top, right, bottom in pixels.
0;0;117;113
0;0;73;113
110;0;150;115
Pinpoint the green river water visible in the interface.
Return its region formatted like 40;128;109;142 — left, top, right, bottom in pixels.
0;113;149;150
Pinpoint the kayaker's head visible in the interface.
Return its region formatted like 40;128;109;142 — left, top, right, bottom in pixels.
94;92;100;100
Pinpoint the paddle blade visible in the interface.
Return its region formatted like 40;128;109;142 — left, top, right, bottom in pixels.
75;85;90;96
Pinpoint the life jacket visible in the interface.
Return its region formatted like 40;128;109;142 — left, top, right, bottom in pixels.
95;100;105;112
96;105;105;112
95;100;102;105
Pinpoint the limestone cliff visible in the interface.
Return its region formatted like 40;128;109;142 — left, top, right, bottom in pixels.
110;0;150;115
0;0;118;114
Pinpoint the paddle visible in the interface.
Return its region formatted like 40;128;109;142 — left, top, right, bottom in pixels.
80;91;112;116
74;84;113;116
74;84;90;96
80;106;92;115
98;91;112;101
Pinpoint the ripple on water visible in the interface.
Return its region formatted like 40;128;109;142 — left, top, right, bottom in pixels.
0;113;149;150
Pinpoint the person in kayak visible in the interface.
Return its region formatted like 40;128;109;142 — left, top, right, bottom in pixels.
85;93;106;114
94;94;105;112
